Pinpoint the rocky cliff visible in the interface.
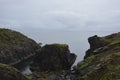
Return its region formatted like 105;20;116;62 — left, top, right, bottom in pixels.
74;32;120;80
0;28;40;65
0;63;28;80
31;44;76;72
30;44;76;80
0;28;77;80
84;35;109;59
1;28;120;80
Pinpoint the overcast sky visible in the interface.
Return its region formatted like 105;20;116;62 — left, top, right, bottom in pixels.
1;0;120;64
0;0;120;31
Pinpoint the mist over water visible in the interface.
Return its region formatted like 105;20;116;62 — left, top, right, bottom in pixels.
14;28;117;65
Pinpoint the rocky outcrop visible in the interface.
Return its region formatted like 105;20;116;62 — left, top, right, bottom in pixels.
0;28;40;65
31;44;76;72
0;29;77;80
84;35;109;59
0;63;28;80
73;32;120;80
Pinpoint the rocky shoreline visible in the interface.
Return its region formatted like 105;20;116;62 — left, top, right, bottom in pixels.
0;28;120;80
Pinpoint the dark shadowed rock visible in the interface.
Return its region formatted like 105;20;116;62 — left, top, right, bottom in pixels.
0;28;40;65
0;63;28;80
84;35;109;59
31;44;76;72
88;35;108;49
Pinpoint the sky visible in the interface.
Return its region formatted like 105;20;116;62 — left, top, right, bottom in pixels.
0;0;120;63
0;0;120;31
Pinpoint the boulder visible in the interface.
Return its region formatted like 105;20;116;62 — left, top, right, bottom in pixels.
31;44;76;72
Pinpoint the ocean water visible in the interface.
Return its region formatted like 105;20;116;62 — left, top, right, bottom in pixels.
18;29;116;65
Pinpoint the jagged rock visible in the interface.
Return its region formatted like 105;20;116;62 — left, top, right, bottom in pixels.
0;63;28;80
88;35;108;49
84;35;109;59
31;44;76;72
0;28;40;65
74;32;120;80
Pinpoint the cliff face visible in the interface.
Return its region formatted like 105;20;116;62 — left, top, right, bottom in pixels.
84;35;109;59
0;28;40;65
0;63;28;80
31;44;76;72
74;32;120;80
3;28;120;80
0;29;77;80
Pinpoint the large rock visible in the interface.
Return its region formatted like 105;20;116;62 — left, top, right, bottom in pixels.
0;63;28;80
88;35;109;49
0;28;40;65
74;32;120;80
31;44;76;72
84;35;109;59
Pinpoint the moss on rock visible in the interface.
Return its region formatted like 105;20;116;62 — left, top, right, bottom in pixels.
0;28;40;65
31;43;76;72
0;63;28;80
75;32;120;80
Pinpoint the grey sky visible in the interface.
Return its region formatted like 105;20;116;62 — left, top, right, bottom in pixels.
0;0;120;31
0;0;120;64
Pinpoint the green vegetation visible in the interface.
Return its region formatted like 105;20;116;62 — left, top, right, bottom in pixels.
0;28;27;45
75;32;120;80
79;55;96;70
46;43;68;47
113;52;120;56
110;39;120;45
0;28;39;65
0;63;28;80
103;32;120;45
